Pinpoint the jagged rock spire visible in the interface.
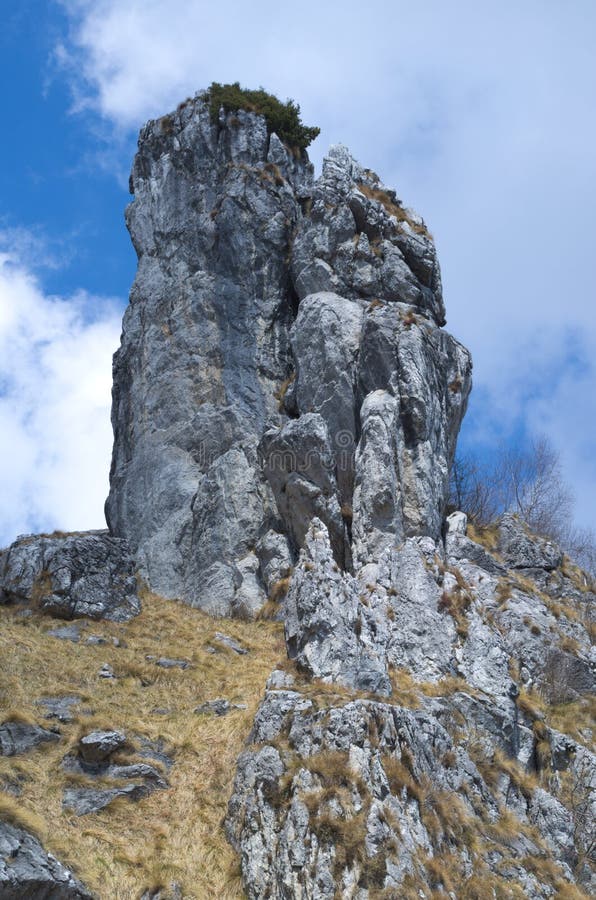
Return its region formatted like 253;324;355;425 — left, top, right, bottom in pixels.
106;89;471;614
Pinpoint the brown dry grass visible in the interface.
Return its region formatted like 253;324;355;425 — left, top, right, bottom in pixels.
355;182;431;238
0;588;285;899
388;668;479;708
561;555;595;594
545;695;596;749
467;522;500;553
437;566;474;639
273;372;295;410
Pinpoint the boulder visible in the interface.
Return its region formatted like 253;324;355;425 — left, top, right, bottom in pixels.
0;531;139;622
78;731;126;765
0;820;93;898
0;722;60;757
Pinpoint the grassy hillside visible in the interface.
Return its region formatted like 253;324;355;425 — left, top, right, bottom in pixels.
0;588;285;899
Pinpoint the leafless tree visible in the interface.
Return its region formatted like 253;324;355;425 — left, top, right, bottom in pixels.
448;453;500;526
495;436;574;539
449;435;596;574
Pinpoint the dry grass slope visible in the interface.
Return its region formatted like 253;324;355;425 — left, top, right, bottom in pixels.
0;587;285;899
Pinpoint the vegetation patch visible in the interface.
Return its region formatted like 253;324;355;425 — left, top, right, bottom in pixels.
274;372;295;410
208;82;320;151
355;182;431;237
437;568;473;639
467;521;500;552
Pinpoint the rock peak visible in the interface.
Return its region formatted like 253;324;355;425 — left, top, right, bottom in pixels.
106;84;471;614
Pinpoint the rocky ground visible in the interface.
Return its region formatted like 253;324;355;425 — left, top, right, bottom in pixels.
0;569;284;898
227;514;595;898
1;516;594;898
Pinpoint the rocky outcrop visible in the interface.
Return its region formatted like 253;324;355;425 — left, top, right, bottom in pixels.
227;693;492;899
0;820;93;898
61;730;168;816
99;90;593;895
228;517;596;898
498;513;564;572
106;90;471;615
0;531;139;622
284;520;391;696
105;99;312;615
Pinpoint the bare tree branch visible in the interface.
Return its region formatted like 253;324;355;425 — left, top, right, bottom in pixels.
449;435;596;575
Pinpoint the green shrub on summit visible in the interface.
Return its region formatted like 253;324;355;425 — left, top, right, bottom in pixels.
208;82;320;152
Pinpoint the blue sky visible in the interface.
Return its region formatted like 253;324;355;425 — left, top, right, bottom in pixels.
1;0;595;546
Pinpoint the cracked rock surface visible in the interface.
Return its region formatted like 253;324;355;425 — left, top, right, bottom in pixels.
0;531;139;622
105;93;470;614
0;820;93;898
228;517;596;898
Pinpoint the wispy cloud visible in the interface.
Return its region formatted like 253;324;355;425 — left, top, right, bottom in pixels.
0;236;121;546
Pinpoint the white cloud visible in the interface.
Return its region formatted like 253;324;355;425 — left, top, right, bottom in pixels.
0;243;122;547
51;0;596;530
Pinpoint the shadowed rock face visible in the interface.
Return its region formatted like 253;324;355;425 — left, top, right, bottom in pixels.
106;91;471;615
105;100;313;615
0;820;93;899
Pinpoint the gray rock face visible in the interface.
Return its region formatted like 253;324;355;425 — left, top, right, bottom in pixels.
105;96;312;615
78;730;126;765
285;520;390;696
0;722;60;757
355;303;471;542
291;144;445;325
0;820;93;899
228;514;595;897
498;513;563;571
260;413;348;569
228;689;572;899
289;291;363;505
0;531;139;622
106;91;471;614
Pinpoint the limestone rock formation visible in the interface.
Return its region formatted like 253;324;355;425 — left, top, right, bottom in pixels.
99;91;593;896
0;820;93;898
106;90;471;615
0;531;139;622
228;517;596;899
